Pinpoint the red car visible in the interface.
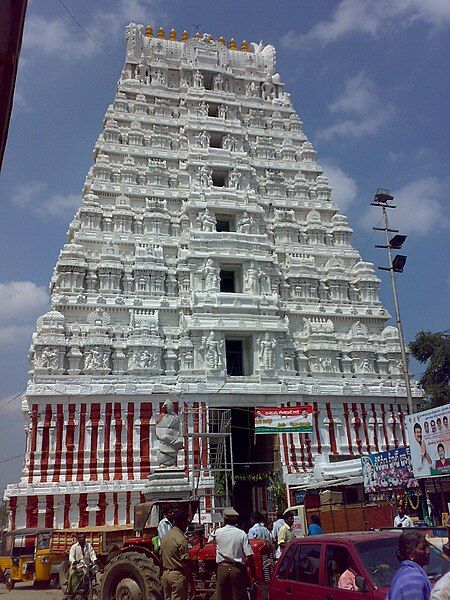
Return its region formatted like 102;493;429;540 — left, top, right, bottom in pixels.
269;531;449;600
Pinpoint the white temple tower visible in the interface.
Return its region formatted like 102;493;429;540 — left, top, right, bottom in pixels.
4;25;421;529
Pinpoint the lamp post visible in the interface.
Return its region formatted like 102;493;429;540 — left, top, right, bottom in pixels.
372;188;414;413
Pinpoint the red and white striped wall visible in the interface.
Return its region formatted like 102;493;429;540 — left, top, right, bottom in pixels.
6;397;409;529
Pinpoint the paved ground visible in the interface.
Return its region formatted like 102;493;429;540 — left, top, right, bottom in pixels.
0;584;62;599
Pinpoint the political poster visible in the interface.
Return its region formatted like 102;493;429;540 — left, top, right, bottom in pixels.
405;404;450;478
361;447;417;493
254;406;313;434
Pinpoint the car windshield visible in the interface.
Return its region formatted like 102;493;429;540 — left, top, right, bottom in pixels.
356;537;449;588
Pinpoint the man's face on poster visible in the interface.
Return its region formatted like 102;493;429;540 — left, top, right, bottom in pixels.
414;424;422;443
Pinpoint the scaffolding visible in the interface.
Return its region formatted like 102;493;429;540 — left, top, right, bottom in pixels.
189;408;234;512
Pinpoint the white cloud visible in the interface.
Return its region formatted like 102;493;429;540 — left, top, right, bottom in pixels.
11;182;80;218
317;72;393;140
0;281;49;349
23;0;164;61
360;177;449;235
321;161;358;211
0;281;49;326
281;0;450;49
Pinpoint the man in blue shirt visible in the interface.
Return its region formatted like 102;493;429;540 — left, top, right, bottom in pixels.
308;514;324;535
248;512;271;542
387;531;431;600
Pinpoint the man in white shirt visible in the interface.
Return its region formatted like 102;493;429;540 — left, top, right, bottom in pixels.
215;507;255;600
248;511;271;542
410;422;432;477
158;507;175;541
271;511;285;544
393;504;414;528
64;532;97;599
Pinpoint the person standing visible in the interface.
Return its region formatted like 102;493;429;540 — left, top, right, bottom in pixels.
160;510;195;600
308;514;324;535
215;507;255;600
64;532;97;599
272;511;285;544
276;511;295;558
387;531;431;600
248;511;272;542
158;507;175;541
394;504;415;528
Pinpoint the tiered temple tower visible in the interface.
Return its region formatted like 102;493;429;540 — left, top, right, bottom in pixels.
5;25;420;529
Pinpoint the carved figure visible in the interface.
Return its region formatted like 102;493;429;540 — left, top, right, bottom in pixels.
228;168;242;190
244;263;258;294
137;349;156;369
237;211;254;233
180;73;189;87
200;332;222;370
222;135;235;151
198;101;209;117
259;333;276;369
262;74;276;100
199;130;210;148
193;70;204;88
155;399;183;467
246;80;260;98
84;347;103;370
218;104;228;119
199;165;213;188
41;348;59;369
202;258;219;291
197;208;216;232
213;73;223;91
223;78;230;92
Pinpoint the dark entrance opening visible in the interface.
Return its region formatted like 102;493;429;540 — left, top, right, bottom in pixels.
220;270;235;293
225;340;243;376
230;408;277;526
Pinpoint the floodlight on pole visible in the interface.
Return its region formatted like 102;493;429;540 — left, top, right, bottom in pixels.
372;189;413;413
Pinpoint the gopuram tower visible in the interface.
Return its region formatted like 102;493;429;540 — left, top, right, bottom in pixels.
5;25;420;529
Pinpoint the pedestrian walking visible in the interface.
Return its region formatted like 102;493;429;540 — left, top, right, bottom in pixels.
271;511;285;544
160;510;195;600
215;507;256;600
248;511;272;542
276;511;295;558
308;514;324;535
387;531;431;600
394;504;414;528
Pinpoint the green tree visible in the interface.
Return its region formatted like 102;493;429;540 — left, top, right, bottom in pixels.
0;502;9;532
409;330;450;408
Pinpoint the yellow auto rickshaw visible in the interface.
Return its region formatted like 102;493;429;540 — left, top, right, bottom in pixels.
0;528;63;589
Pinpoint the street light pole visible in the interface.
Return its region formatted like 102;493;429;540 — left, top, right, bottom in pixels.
380;205;414;413
372;189;414;413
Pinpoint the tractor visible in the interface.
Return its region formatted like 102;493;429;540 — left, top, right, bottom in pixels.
100;499;274;599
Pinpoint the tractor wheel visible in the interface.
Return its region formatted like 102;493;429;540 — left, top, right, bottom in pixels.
59;557;70;591
100;551;163;600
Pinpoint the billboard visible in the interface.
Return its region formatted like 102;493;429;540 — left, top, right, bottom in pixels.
361;447;417;493
254;406;313;434
405;404;450;478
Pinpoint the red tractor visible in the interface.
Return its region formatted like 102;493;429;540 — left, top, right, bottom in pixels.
99;499;273;600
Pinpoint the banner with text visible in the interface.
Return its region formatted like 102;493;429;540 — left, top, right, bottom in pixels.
361;447;417;494
255;406;313;434
405;404;450;478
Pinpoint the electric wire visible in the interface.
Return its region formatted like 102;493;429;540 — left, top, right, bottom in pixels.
57;0;114;58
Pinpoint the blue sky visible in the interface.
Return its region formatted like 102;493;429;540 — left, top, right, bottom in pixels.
0;0;449;494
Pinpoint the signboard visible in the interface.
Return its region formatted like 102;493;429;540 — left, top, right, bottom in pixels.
405;404;450;478
254;406;313;434
361;447;417;493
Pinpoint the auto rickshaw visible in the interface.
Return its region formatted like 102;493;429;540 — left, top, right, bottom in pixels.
0;528;63;589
